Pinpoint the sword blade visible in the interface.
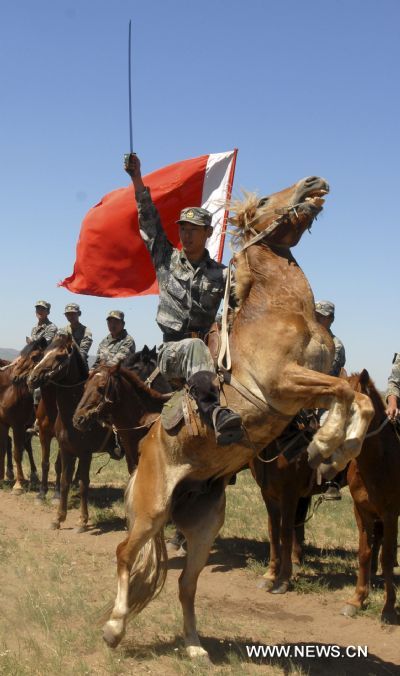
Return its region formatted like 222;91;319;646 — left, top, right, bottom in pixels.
128;19;133;153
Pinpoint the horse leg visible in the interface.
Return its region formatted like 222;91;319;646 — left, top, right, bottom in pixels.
12;425;27;495
24;433;39;488
103;454;174;649
341;505;373;617
52;448;74;529
75;453;92;533
53;449;61;501
5;434;14;481
380;514;398;624
36;421;53;500
293;496;311;568
0;426;9;484
258;497;281;591
371;519;384;581
271;494;299;594
176;484;226;661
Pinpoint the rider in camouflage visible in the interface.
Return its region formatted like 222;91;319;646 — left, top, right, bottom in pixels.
124;153;243;446
58;303;93;364
92;311;135;369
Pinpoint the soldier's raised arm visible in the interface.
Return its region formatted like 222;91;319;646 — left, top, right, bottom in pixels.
124;154;172;269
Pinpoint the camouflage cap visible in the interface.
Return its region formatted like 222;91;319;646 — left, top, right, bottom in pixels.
64;303;80;314
315;300;335;317
35;300;51;311
107;310;124;321
176;207;212;228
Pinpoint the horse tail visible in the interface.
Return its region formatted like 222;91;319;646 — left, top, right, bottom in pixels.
123;469;168;619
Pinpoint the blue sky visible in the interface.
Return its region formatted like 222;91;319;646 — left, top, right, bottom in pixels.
1;0;399;388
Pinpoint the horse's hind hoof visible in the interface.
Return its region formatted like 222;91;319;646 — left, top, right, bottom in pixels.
35;493;46;503
256;577;274;591
341;603;358;618
270;581;289;594
12;486;24;496
50;521;61;530
186;645;212;663
75;525;88;534
102;621;125;649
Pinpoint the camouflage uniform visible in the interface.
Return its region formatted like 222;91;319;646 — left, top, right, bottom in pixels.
136;188;227;381
93;330;135;368
329;333;346;377
59;323;93;363
386;353;400;400
31;318;58;345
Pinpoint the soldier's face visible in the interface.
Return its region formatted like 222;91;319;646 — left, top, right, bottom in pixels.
107;318;124;337
179;223;211;261
65;312;79;326
316;313;333;329
35;307;48;321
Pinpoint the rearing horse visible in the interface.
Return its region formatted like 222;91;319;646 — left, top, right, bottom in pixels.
103;176;374;659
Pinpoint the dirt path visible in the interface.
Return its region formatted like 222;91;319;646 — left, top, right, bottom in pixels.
0;488;399;675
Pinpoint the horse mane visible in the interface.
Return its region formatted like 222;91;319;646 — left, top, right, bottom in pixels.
228;191;264;307
118;367;168;410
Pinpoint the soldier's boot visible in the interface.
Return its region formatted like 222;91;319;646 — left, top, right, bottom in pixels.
187;371;243;446
26;419;39;436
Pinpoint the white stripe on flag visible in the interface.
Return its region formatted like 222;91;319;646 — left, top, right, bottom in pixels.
201;150;236;261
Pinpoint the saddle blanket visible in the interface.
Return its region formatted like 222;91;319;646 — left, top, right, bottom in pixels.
161;388;200;436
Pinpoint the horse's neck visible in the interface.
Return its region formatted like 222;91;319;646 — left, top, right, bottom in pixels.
55;358;86;418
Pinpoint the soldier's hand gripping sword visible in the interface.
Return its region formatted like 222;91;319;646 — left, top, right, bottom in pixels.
124;20;136;175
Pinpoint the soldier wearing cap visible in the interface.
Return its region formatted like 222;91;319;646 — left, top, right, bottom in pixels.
58;303;93;364
385;355;400;420
315;300;346;377
124;153;242;446
30;300;58;345
92;310;135;369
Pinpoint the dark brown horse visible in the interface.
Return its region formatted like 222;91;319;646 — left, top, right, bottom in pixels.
341;370;400;624
0;345;45;493
27;334;113;531
73;361;170;473
12;339;60;500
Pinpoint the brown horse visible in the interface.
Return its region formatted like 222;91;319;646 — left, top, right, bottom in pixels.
27;334;113;531
102;176;374;659
341;370;400;624
12;339;60;500
73;362;171;472
0;344;45;492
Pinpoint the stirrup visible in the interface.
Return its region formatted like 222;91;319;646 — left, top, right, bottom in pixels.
323;481;341;501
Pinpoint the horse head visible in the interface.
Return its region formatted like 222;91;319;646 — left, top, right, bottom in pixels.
73;363;120;431
231;176;329;249
123;345;171;394
28;333;76;389
346;370;384;425
12;336;48;384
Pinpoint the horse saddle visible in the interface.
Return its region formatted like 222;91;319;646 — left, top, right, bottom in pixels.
161;388;200;436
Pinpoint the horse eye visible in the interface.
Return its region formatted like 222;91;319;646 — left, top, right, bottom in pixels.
258;197;269;208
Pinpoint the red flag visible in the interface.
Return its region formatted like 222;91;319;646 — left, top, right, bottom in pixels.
59;150;237;297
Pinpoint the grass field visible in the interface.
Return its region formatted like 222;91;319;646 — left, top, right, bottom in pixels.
0;438;399;675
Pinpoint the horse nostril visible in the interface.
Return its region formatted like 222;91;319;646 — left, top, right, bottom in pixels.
305;176;318;184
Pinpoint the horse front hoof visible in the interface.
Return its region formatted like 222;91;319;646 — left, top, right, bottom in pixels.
256;577;274;591
102;621;125;649
291;562;301;578
12;485;24;496
75;524;88;534
341;603;358;618
381;609;399;625
50;520;61;530
271;581;289;594
186;645;211;663
35;492;46;503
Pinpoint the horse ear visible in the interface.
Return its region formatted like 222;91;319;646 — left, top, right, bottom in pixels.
142;345;149;357
359;369;370;386
150;346;157;357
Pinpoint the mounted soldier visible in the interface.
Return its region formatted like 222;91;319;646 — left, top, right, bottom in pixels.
59;303;93;365
29;300;57;345
315;300;346;377
124;153;243;446
92;310;135;369
385;354;400;420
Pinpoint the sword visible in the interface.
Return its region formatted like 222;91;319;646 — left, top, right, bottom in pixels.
124;20;135;168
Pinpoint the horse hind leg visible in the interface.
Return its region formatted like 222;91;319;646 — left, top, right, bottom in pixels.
174;479;226;661
103;464;170;649
380;515;399;624
6;435;14;481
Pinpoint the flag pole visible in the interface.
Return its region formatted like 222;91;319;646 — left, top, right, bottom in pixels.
128;19;133;154
217;148;238;262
